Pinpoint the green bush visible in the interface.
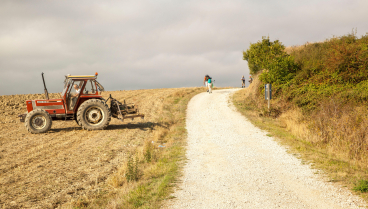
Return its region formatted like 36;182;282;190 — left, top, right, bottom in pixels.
243;36;287;75
259;56;298;85
353;180;368;192
244;32;368;112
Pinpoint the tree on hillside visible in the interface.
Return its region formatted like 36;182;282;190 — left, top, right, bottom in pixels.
243;36;298;85
243;37;286;75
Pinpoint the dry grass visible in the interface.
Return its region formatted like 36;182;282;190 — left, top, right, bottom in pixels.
233;76;368;202
284;45;307;55
284;41;322;54
276;98;368;167
0;87;204;208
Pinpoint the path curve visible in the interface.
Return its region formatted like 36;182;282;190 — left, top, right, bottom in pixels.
166;89;366;209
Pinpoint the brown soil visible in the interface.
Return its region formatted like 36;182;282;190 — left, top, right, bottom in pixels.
0;88;197;209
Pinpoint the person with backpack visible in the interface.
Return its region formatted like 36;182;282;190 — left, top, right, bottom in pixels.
241;75;245;88
249;75;253;84
207;76;213;94
203;74;209;92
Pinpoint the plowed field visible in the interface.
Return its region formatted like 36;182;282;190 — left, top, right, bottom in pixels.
0;88;201;208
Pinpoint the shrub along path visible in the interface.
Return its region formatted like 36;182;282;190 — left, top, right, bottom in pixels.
165;89;366;209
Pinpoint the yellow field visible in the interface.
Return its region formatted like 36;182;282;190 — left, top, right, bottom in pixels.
0;87;203;208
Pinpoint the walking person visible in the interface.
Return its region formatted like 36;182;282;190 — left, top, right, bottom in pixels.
207;76;213;94
203;74;209;92
241;75;245;88
249;75;253;84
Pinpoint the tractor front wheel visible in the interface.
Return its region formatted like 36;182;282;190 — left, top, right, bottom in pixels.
25;109;52;134
77;99;111;130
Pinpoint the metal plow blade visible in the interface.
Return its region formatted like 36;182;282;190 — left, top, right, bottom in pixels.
108;95;144;122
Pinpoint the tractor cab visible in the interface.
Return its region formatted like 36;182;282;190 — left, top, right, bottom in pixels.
61;75;104;113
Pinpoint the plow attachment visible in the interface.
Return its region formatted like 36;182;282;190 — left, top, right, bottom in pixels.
107;94;144;122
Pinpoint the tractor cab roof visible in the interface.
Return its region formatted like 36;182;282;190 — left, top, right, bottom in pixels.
63;74;104;92
66;75;96;80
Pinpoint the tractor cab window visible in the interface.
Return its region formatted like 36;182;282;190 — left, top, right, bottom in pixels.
83;80;97;95
61;79;73;97
67;81;84;110
95;80;105;92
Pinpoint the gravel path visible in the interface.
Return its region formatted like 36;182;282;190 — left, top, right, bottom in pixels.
165;89;366;209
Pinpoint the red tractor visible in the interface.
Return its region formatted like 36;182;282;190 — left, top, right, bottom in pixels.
18;73;144;134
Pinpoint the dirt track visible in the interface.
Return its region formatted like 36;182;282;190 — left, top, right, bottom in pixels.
166;89;367;209
0;88;194;208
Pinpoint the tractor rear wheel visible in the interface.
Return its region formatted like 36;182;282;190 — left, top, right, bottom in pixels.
25;109;52;134
77;99;111;130
75;117;81;126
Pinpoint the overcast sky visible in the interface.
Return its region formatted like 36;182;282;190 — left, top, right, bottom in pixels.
1;0;367;95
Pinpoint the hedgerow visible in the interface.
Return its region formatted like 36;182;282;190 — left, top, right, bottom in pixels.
243;32;368;112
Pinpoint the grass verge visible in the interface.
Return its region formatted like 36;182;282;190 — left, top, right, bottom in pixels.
232;88;368;202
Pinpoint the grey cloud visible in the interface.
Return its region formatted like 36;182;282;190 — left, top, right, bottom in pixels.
1;0;368;95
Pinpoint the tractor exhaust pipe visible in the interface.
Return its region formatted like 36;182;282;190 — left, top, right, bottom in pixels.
41;72;49;100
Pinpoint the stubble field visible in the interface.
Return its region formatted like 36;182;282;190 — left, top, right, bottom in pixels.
0;87;203;208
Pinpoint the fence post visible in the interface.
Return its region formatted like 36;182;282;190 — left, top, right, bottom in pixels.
265;84;272;113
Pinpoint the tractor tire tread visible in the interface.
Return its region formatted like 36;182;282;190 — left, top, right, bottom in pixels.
25;109;53;134
77;99;111;131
